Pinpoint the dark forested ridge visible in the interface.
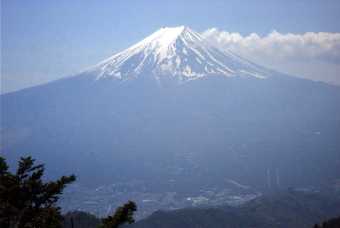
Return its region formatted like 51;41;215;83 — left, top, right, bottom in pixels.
314;216;340;228
62;190;340;228
130;190;340;228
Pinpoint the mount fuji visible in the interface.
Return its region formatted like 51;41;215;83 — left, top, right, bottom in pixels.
85;26;268;82
2;26;340;195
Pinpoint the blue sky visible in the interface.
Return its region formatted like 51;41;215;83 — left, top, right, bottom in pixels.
2;0;340;93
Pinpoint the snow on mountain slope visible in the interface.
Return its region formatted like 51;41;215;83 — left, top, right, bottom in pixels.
86;26;270;82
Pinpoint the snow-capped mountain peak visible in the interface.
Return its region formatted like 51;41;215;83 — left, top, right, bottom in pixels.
87;26;268;82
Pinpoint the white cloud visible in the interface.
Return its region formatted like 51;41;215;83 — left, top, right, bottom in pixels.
202;28;340;85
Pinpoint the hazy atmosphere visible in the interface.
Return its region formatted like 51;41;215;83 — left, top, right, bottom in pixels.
1;1;340;228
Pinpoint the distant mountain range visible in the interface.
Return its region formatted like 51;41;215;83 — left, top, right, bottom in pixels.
130;190;340;228
2;26;340;197
62;190;340;228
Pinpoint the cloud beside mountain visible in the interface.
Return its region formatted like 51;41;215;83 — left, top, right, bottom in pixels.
2;28;340;95
202;28;340;85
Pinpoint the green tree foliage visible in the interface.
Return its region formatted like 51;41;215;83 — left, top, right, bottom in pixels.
0;156;76;228
63;211;101;228
100;201;137;228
